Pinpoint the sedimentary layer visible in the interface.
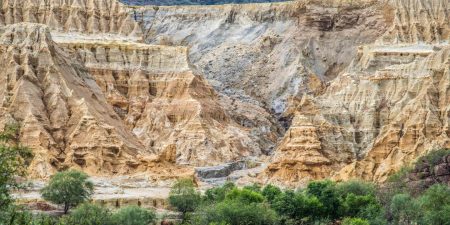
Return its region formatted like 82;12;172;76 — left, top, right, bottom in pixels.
0;23;145;177
0;0;142;40
59;40;269;166
133;0;391;114
266;0;450;186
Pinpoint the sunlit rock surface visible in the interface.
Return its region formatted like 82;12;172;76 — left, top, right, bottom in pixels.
266;0;450;187
0;0;449;188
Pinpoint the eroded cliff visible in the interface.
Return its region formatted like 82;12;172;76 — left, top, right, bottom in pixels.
265;0;450;187
59;40;269;166
0;23;145;177
0;0;448;187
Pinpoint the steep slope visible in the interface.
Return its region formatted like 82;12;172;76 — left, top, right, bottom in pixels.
120;0;288;6
134;0;391;115
265;0;450;186
0;0;276;172
58;40;270;166
0;23;145;178
0;0;142;41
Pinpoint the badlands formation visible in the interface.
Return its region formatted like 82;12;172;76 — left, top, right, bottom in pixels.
0;0;448;189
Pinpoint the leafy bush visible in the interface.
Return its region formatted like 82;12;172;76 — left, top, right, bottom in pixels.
389;193;420;225
0;123;33;210
60;203;113;225
243;184;262;193
342;218;370;225
41;170;94;214
272;190;323;223
193;199;278;225
112;205;156;225
168;179;201;222
203;182;236;203
262;184;282;204
0;205;59;225
306;180;340;219
225;188;265;204
418;184;450;225
336;180;376;198
340;194;381;218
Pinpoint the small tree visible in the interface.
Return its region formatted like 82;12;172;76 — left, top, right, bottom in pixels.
390;193;420;225
418;184;450;225
262;184;282;204
41;170;94;214
307;180;340;219
112;205;157;225
0;123;33;210
168;179;201;223
203;182;235;203
193;199;278;225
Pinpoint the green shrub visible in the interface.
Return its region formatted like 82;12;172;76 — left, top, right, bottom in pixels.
336;180;376;198
389;193;420;225
59;203;112;225
262;184;282;204
340;193;382;219
168;179;201;222
193;199;278;225
0;205;59;225
41;170;94;214
306;180;340;219
203;182;236;203
225;188;265;204
272;190;323;223
112;205;156;225
0;123;33;210
342;218;370;225
243;184;262;193
418;184;450;225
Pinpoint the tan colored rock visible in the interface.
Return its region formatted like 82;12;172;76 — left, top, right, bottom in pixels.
0;23;144;178
59;40;267;166
135;0;391;114
0;0;142;40
265;0;450;187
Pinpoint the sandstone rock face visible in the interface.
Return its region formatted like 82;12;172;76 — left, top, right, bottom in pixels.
0;0;448;188
59;40;266;166
0;0;276;174
0;0;142;40
266;0;450;187
0;23;144;177
134;0;390;115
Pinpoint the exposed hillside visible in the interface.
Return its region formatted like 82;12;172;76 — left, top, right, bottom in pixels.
0;0;449;189
265;0;450;186
121;0;289;6
0;23;143;177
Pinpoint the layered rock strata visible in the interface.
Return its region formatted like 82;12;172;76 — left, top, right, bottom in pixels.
266;0;450;186
0;0;142;40
134;0;391;114
59;40;267;166
0;23;144;177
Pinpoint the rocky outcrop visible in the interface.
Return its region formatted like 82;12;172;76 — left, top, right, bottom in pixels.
134;0;390;115
0;23;145;177
0;0;142;40
58;40;270;166
266;0;450;187
407;153;450;190
1;0;448;188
